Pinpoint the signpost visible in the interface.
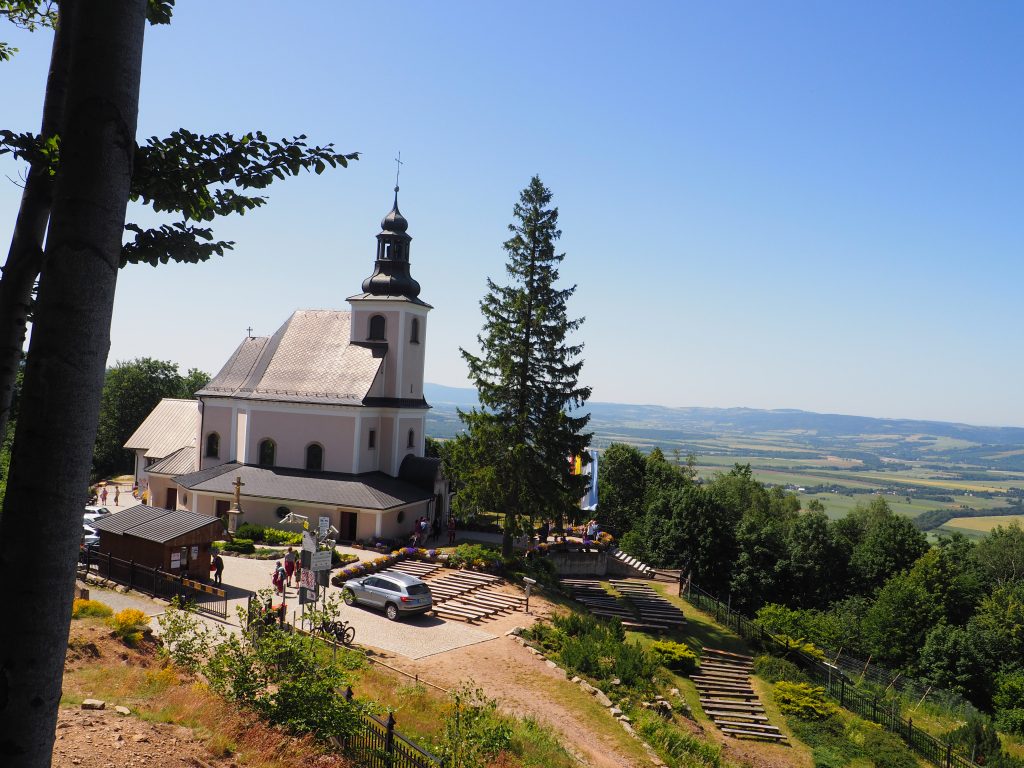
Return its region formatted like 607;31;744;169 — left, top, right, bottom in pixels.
311;550;332;572
319;516;330;538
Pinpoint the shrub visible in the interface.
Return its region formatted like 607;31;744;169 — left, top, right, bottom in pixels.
262;528;302;546
235;522;265;541
223;537;256;554
997;708;1024;737
649;640;698;674
752;654;811;684
109;608;149;646
773;633;827;661
446;543;500;570
434;686;513;768
156;597;212;674
72;598;113;619
774;681;839;721
861;726;919;768
612;641;660;688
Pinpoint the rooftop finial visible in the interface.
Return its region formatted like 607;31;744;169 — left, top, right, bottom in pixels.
394;151;403;192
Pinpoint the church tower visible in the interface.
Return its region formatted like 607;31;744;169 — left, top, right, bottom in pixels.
349;187;431;473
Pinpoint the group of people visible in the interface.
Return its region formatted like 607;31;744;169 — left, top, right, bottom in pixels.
88;483;121;506
271;546;302;594
407;514;459;546
409;515;439;546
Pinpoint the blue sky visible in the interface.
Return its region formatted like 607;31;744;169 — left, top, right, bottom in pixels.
2;2;1022;426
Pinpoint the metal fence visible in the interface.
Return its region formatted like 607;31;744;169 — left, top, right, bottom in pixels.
79;549;229;619
341;687;442;768
682;582;978;768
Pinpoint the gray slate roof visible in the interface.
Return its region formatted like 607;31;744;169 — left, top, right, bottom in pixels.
123;398;198;458
174;462;432;511
147;445;197;476
92;505;223;544
197;310;383;405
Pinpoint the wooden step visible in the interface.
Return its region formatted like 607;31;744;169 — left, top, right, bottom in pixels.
702;647;753;662
713;720;782;733
700;699;764;710
703;710;768;721
720;728;787;741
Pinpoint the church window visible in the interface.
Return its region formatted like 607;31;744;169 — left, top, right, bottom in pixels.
410;317;420;344
306;443;324;471
205;432;220;458
258;439;276;467
368;429;376;449
407;429;415;449
368;314;386;340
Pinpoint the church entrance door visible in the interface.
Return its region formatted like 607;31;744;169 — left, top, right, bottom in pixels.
166;488;177;509
216;499;230;526
340;511;357;542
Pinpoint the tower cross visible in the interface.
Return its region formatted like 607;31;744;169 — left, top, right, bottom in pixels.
394;151;403;188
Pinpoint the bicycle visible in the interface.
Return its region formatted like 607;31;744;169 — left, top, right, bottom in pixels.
316;617;355;647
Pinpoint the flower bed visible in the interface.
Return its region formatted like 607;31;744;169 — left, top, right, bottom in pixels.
330;547;440;586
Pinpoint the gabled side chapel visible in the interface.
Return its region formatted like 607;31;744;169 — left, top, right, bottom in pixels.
125;189;448;542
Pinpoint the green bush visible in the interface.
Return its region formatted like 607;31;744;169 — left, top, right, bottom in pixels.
223;537;255;554
861;726;919;768
72;598;113;619
752;653;810;684
263;528;302;546
997;708;1024;736
650;640;698;674
235;523;265;541
774;681;839;721
612;641;660;688
446;543;500;570
773;633;827;661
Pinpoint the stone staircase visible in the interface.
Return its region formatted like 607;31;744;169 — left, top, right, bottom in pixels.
609;547;655;578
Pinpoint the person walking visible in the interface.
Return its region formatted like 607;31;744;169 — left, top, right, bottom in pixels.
212;553;224;584
284;547;297;586
272;561;286;594
447;515;456;546
100;486;108;505
113;486;120;506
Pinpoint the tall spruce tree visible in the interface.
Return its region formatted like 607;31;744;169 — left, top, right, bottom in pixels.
455;176;591;556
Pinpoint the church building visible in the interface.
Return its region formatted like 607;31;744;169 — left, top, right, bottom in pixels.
124;189;447;543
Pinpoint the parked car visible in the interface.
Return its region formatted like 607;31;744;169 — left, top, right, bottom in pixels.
82;524;100;547
84;506;110;524
341;571;432;621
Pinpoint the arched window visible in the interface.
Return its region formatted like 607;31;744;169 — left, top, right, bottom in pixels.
258;439;276;467
410;317;420;344
368;314;386;340
407;428;415;449
205;432;220;458
306;443;324;471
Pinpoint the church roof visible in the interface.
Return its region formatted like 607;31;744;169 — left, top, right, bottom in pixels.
123;398;198;459
197;310;383;405
147;445;197;476
173;462;433;511
92;504;223;544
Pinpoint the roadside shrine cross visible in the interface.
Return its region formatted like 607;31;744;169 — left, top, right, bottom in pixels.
232;476;245;507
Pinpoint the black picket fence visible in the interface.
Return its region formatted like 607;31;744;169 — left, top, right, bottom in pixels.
683;582;977;768
79;548;230;619
342;687;442;768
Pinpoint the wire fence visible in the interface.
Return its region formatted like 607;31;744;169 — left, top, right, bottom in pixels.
682;582;978;768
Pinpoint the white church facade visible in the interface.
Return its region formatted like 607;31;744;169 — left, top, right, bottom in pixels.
124;189;448;543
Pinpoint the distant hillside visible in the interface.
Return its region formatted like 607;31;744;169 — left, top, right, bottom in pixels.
423;383;1024;471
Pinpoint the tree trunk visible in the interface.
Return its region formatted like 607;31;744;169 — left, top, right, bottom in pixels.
0;3;146;765
0;2;74;441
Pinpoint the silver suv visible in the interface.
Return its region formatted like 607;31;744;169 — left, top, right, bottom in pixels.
341;571;432;621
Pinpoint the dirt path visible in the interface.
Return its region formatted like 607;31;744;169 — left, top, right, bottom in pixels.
369;597;649;768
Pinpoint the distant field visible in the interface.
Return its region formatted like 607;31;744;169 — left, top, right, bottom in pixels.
941;514;1024;532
